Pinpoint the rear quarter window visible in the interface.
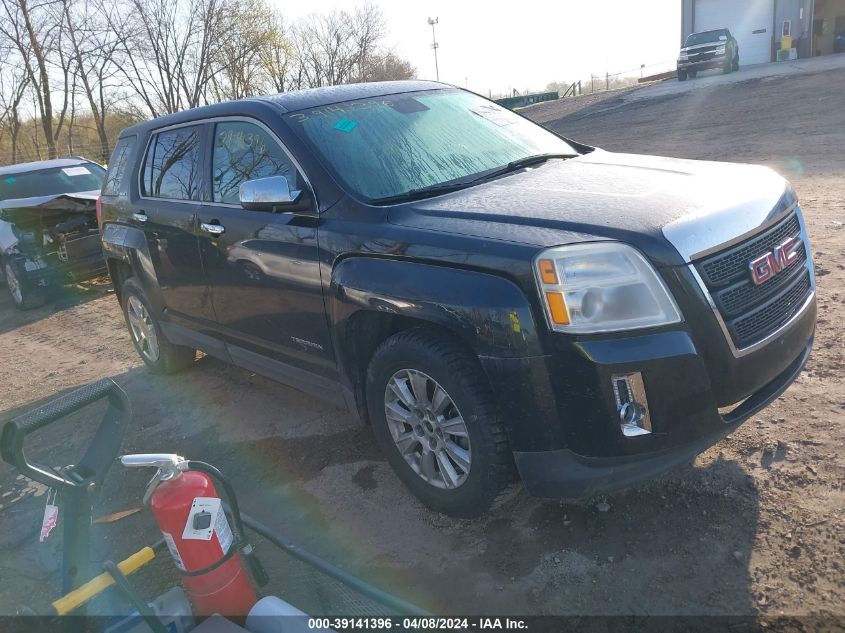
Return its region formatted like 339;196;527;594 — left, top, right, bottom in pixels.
102;136;136;196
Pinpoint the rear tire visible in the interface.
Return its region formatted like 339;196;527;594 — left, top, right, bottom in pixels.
366;327;514;517
688;70;698;79
3;257;46;310
121;277;195;374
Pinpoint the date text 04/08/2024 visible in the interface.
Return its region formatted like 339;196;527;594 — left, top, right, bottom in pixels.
306;617;528;630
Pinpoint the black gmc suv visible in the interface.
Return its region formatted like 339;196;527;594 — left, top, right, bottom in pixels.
99;81;816;516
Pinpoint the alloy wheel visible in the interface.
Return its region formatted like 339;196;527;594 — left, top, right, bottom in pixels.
126;295;160;362
384;369;472;489
5;263;22;304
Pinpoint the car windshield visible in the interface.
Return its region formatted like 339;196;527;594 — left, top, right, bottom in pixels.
685;30;727;46
0;163;105;201
287;89;577;202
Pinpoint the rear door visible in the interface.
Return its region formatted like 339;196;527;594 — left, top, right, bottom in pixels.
136;124;216;323
197;118;335;380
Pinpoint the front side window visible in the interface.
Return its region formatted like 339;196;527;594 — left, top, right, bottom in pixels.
142;126;202;200
103;137;136;196
212;121;298;204
287;89;576;202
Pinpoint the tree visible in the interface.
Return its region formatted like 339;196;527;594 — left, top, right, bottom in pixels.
0;54;30;163
108;0;228;117
288;3;411;89
0;0;417;166
209;0;276;101
350;2;385;82
0;0;70;159
361;51;415;82
259;9;294;93
62;0;121;161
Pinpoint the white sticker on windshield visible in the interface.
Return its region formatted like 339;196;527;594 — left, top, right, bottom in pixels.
62;166;91;176
470;104;516;127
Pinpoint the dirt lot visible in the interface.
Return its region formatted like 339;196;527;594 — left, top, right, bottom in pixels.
1;65;844;619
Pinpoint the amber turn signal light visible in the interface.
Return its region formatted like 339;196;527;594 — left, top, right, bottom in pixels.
538;259;558;284
545;292;570;325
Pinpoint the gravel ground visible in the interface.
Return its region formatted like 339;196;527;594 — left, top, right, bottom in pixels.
1;62;843;620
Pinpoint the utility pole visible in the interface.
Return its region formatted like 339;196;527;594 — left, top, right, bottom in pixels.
428;17;440;81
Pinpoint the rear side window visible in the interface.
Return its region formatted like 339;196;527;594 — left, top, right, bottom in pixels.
142;126;203;200
102;136;136;196
212;121;299;204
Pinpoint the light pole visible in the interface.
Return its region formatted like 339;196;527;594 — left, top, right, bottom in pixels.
428;17;440;81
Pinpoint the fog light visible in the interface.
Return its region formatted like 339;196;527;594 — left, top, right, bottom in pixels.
612;373;652;437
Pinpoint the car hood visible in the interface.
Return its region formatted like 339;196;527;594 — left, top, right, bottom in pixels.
387;150;789;267
0;190;99;225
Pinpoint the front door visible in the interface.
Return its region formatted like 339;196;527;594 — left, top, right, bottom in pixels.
197;119;335;380
137;123;215;323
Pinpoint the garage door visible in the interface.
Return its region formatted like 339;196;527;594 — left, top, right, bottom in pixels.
695;0;773;65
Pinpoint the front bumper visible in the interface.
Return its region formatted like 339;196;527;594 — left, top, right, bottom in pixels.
13;250;106;290
678;54;728;72
513;337;812;497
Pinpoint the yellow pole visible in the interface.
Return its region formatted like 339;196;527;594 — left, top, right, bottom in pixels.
52;546;156;615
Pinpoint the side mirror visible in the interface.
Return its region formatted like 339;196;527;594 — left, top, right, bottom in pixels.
239;176;305;213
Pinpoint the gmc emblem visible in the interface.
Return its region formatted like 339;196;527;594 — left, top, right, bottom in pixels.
748;236;801;285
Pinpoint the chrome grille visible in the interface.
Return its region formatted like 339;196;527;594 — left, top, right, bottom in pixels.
714;242;806;316
694;211;812;349
730;271;811;346
699;214;801;287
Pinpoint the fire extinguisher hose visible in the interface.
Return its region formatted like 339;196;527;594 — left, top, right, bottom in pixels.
186;461;427;614
238;511;430;616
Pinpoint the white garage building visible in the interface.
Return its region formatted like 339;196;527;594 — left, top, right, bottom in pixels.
680;0;845;64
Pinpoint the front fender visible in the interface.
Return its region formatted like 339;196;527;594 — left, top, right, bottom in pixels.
331;256;543;358
330;256;563;451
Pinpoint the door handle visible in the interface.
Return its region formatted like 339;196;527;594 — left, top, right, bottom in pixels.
201;222;225;236
131;212;148;223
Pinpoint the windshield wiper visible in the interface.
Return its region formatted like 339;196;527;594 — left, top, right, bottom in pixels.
368;182;473;205
471;153;578;184
368;153;577;205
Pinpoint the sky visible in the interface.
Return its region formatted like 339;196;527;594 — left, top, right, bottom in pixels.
277;0;683;96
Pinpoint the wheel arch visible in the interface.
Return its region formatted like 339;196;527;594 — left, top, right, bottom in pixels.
101;223;165;311
328;256;544;423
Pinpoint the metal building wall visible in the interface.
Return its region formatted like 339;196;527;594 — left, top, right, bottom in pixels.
681;0;696;42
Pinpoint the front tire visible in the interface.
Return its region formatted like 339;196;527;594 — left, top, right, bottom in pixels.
677;69;688;82
3;257;46;310
366;328;514;517
121;277;195;374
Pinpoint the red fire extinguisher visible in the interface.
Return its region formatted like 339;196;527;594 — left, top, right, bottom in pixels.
121;454;263;616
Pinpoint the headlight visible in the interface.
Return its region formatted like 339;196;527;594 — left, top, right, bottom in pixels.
678;52;688;60
716;45;726;54
534;242;682;334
